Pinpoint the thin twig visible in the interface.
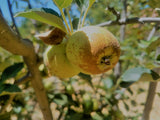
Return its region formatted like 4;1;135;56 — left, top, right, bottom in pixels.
97;17;160;26
0;94;16;114
107;6;120;21
7;0;20;36
66;8;73;33
142;82;157;120
141;23;160;120
14;72;31;85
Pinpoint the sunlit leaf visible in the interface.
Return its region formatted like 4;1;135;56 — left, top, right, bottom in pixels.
53;0;73;8
89;0;96;8
146;37;160;53
0;63;24;85
91;112;103;120
15;8;67;33
53;94;68;106
120;67;160;88
102;78;113;89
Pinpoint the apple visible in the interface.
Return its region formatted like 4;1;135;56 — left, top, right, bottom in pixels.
43;39;80;78
66;26;120;74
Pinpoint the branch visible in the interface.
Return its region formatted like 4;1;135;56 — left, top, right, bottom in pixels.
7;0;20;36
107;6;120;21
14;72;31;85
141;24;160;120
0;13;53;120
97;17;160;26
114;0;127;79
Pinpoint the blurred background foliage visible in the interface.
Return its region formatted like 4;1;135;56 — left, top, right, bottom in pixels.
0;0;160;120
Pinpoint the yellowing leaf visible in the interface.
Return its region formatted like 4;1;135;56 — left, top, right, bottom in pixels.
53;0;73;9
89;0;96;8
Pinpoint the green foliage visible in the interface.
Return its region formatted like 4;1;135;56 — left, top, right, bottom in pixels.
0;84;21;95
1;0;160;120
0;63;24;85
15;8;67;32
120;67;160;88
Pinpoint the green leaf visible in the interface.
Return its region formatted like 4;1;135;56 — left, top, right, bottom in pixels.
53;0;73;8
89;0;96;8
156;54;160;61
72;17;79;29
15;8;67;33
78;73;93;88
0;63;24;85
0;84;21;95
66;112;83;120
75;0;85;8
120;67;160;88
91;112;103;120
53;94;68;106
146;37;160;53
78;72;92;81
123;101;129;111
102;78;113;89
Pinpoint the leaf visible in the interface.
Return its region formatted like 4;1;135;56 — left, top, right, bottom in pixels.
53;94;68;106
53;0;73;9
0;63;24;85
35;27;66;45
78;72;92;81
123;101;129;111
102;78;113;89
75;0;95;10
0;84;21;95
120;67;160;88
92;112;103;120
75;0;85;8
15;8;67;33
146;37;160;53
156;54;160;61
78;73;93;88
72;17;79;29
89;0;96;8
66;112;83;120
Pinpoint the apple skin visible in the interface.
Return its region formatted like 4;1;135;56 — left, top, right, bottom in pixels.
43;39;80;78
66;26;120;74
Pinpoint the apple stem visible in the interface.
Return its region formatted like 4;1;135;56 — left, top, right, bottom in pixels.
52;0;71;35
78;10;84;29
60;9;72;35
81;7;89;27
66;8;73;33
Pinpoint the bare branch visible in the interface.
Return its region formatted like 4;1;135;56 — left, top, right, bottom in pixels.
107;6;120;21
141;23;160;120
14;72;31;85
0;13;53;120
142;82;157;120
97;17;160;26
7;0;20;36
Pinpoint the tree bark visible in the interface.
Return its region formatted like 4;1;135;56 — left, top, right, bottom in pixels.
142;82;157;120
0;13;53;120
142;24;160;120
